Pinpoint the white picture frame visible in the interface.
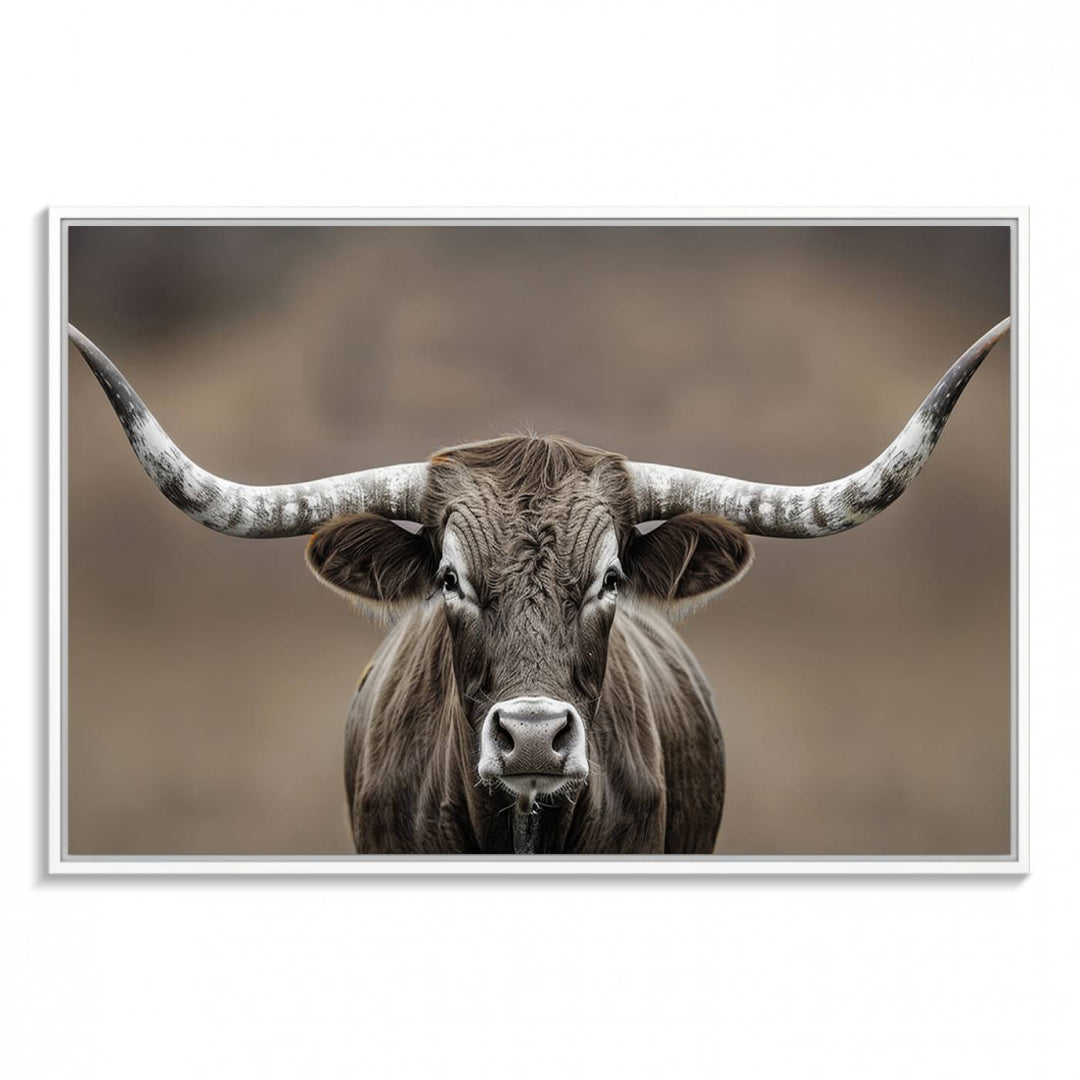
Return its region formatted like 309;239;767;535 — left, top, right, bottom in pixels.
47;207;1029;875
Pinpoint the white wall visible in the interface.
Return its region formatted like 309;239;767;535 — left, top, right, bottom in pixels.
3;3;1076;1076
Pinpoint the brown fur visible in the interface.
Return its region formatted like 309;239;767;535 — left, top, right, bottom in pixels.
307;515;437;619
623;514;754;622
308;435;753;854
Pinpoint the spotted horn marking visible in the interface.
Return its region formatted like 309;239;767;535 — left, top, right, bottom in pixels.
70;325;428;537
627;317;1011;538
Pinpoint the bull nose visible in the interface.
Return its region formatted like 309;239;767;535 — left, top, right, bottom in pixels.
497;707;569;771
478;696;588;795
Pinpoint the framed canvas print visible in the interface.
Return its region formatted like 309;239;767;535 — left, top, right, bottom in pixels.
47;209;1028;873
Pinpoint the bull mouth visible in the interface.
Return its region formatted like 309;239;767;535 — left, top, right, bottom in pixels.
485;771;588;800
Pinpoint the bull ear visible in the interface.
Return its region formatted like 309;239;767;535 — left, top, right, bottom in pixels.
623;514;753;621
305;514;438;618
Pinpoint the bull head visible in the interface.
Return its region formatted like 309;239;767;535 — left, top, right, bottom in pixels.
70;317;1011;817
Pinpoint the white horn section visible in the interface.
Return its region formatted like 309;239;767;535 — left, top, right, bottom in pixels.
628;317;1011;538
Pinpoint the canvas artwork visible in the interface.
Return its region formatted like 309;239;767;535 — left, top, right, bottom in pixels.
51;214;1023;871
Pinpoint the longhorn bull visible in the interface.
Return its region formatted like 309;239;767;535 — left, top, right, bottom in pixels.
70;317;1010;854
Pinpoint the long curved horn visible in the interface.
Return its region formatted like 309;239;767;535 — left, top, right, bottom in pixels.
627;317;1011;538
70;325;428;537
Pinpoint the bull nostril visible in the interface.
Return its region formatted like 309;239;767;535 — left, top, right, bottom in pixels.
492;711;514;755
551;714;572;754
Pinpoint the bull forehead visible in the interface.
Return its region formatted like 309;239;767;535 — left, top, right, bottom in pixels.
439;475;621;594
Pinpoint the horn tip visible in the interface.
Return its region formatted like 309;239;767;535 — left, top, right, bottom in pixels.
67;323;93;356
986;315;1012;346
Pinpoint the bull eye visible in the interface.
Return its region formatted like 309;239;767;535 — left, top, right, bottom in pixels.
602;568;620;595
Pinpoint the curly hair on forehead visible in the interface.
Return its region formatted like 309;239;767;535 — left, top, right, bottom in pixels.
421;434;639;554
427;434;630;497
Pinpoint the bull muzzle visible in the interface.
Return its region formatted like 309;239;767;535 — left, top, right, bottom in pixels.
478;696;588;799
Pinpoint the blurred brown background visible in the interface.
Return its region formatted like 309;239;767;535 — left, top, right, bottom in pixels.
66;223;1012;856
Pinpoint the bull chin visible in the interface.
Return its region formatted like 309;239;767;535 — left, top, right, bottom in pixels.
488;772;589;805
